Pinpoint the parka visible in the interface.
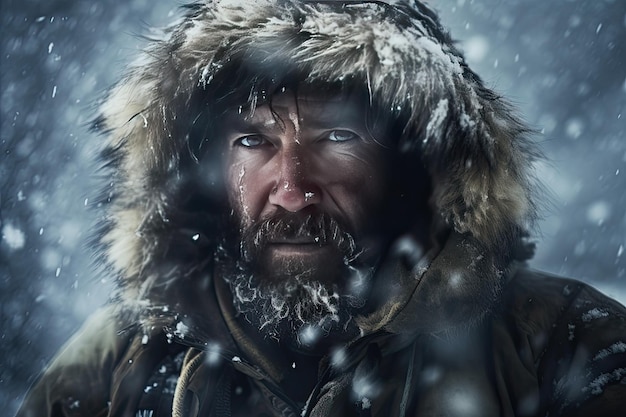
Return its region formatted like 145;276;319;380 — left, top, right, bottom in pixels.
17;268;626;417
17;1;626;416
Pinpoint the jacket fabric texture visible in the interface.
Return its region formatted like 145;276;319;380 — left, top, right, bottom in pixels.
17;269;626;417
17;1;626;416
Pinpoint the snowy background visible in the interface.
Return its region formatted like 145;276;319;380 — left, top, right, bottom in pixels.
1;0;625;413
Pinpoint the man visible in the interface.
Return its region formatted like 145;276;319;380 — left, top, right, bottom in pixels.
17;1;626;416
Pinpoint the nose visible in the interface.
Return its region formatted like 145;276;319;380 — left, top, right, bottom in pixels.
268;146;322;212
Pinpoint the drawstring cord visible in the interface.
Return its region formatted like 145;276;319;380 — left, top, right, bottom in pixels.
301;332;395;417
172;346;300;417
171;335;415;417
173;349;205;417
398;341;416;417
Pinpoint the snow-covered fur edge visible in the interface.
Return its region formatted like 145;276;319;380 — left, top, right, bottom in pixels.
94;0;540;309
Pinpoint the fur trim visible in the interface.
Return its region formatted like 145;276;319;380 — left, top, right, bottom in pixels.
95;0;540;311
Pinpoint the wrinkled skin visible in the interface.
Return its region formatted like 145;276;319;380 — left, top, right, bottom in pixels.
222;90;392;287
214;89;412;345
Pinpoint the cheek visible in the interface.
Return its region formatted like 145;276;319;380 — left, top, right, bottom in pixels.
344;170;386;219
322;151;389;228
226;162;265;227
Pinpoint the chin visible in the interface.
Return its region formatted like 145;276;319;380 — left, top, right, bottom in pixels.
259;246;347;287
226;261;375;346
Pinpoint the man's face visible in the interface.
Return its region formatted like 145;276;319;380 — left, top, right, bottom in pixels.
219;89;392;342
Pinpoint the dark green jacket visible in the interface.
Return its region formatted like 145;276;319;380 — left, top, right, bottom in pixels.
17;269;626;417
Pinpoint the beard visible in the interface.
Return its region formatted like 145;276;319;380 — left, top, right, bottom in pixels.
216;211;377;347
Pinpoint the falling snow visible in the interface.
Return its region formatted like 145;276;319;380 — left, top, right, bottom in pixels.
331;347;348;370
298;324;322;346
463;35;490;63
174;321;190;339
206;343;221;365
568;324;575;341
352;374;381;403
586;201;611;225
3;1;626;415
2;224;26;250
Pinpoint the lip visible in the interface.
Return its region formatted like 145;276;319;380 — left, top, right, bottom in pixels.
267;242;329;255
268;236;324;245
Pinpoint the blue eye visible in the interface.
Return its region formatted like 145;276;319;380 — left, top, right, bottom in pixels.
236;135;265;147
328;130;359;142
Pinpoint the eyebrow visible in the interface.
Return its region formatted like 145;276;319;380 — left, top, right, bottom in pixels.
223;100;370;133
304;107;366;128
226;115;284;133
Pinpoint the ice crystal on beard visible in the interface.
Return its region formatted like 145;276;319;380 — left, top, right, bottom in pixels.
346;265;374;301
228;268;352;342
221;212;374;343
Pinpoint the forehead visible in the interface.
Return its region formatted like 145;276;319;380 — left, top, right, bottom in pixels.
220;89;372;130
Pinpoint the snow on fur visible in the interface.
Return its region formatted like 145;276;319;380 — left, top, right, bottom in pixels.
95;0;539;310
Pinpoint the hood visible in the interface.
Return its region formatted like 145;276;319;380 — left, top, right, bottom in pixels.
94;0;540;331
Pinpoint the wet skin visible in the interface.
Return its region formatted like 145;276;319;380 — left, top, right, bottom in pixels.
222;90;391;284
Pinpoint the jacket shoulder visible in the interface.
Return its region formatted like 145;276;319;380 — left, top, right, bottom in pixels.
501;269;626;336
16;307;133;417
501;268;626;415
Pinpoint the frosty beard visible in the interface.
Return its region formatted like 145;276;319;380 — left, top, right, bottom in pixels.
217;211;376;347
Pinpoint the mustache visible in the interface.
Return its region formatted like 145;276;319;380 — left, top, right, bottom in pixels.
241;211;358;260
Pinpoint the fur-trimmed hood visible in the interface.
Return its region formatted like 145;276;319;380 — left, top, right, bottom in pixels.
95;0;540;334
